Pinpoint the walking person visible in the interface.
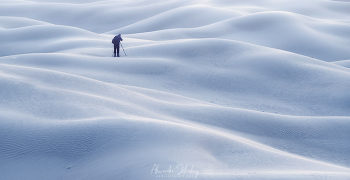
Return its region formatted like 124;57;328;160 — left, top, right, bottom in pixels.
112;34;123;57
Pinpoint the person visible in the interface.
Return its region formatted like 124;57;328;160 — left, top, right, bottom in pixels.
112;34;123;57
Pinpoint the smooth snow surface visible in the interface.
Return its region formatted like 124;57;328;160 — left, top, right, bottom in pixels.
1;0;350;179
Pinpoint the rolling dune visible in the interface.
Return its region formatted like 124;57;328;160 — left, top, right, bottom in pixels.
1;0;350;179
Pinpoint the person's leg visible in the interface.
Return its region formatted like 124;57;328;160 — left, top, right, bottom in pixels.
117;44;120;57
113;44;117;57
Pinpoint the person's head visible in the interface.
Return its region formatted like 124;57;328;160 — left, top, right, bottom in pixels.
118;34;121;37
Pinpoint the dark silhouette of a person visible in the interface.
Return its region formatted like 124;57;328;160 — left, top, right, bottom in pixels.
112;34;123;57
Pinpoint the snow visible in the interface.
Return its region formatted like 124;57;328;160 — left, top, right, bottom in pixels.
1;0;350;179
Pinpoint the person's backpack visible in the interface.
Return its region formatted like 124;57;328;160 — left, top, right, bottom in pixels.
112;36;117;44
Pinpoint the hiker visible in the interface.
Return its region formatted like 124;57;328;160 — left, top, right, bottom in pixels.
112;34;123;57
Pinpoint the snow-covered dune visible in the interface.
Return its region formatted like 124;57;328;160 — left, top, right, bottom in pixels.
334;59;350;68
1;0;350;179
124;12;350;61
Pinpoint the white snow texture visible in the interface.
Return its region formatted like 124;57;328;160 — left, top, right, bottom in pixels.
1;0;350;179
